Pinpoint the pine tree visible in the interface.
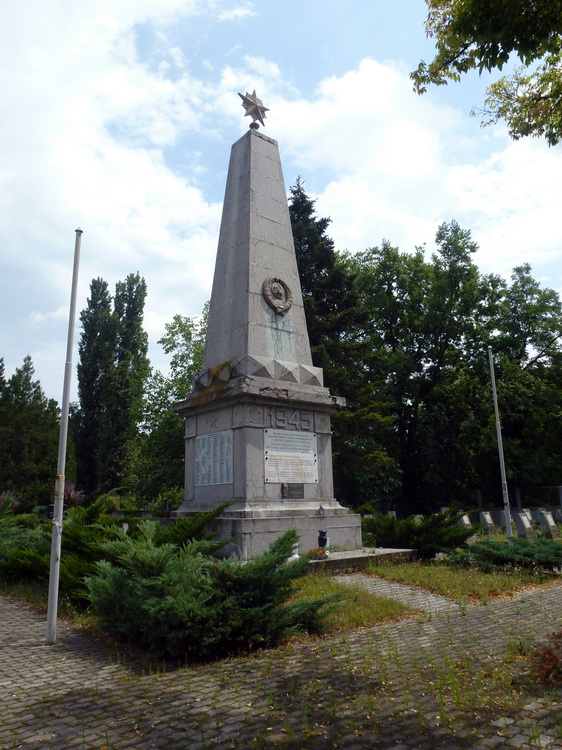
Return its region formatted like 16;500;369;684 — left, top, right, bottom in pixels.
289;180;393;509
0;357;63;510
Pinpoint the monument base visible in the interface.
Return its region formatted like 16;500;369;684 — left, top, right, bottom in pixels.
176;504;362;560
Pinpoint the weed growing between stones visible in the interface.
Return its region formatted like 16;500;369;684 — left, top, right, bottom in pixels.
533;630;562;684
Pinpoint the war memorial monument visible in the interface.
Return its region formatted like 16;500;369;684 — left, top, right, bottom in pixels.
173;91;362;558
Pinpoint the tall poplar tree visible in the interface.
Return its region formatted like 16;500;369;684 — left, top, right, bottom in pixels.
76;278;114;495
76;273;150;495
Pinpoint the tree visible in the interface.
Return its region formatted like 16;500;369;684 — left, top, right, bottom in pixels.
412;0;562;145
134;308;207;503
480;266;562;496
0;357;67;511
75;274;150;496
289;180;395;509
289;178;362;390
348;222;494;514
75;279;115;495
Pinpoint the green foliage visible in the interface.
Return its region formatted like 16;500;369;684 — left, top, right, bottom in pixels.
87;527;331;659
347;223;487;513
451;537;562;572
144;486;184;513
289;180;395;509
288;187;562;514
0;357;69;512
0;489;232;606
362;510;476;559
135;306;207;502
412;0;562;144
0;494;119;602
346;227;562;513
480;52;562;146
75;274;150;496
153;500;233;552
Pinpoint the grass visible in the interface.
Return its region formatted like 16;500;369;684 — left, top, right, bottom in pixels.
0;580;100;631
291;573;418;631
1;573;419;640
365;559;555;604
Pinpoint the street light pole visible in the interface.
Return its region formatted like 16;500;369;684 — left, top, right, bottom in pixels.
487;346;513;538
46;228;83;644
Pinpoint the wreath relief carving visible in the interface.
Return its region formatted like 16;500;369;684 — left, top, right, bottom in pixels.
262;277;293;315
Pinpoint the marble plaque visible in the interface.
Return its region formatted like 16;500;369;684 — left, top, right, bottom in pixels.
264;429;318;483
195;430;233;486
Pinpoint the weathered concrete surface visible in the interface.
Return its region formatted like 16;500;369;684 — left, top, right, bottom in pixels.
199;128;314;378
1;579;561;749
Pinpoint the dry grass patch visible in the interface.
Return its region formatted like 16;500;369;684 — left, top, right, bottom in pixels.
366;560;554;604
292;573;419;632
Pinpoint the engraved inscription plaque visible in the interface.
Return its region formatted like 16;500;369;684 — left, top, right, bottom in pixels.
195;430;233;486
264;429;318;483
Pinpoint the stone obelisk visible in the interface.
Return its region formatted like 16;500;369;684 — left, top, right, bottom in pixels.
173;91;361;559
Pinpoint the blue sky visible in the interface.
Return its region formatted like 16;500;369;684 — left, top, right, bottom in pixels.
2;1;561;402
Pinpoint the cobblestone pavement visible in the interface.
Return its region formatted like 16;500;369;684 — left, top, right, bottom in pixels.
1;577;561;750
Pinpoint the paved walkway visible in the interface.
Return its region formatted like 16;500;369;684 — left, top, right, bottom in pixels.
1;576;561;750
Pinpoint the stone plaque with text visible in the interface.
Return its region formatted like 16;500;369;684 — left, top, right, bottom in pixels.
195;430;233;486
264;429;318;483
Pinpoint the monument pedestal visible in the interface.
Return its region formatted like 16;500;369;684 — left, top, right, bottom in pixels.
173;121;362;559
173;372;362;558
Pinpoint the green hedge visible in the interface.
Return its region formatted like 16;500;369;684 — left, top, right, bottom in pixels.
450;537;562;572
362;509;476;559
87;526;332;660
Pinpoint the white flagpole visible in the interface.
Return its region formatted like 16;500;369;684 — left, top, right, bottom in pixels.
46;228;83;643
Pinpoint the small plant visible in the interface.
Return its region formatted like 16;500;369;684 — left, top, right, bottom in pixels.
533;631;562;684
306;548;328;560
145;486;184;513
0;491;22;515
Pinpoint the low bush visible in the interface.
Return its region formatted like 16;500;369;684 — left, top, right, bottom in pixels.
362;509;476;559
87;526;332;660
451;537;562;572
0;495;233;605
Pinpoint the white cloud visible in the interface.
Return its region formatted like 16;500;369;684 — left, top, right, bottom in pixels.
266;58;562;286
218;6;256;22
2;3;561;403
29;307;70;324
0;1;225;396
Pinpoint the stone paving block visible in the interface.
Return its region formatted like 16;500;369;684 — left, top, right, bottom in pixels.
2;581;562;749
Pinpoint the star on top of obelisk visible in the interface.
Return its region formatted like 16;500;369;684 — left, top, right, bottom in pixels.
238;90;269;129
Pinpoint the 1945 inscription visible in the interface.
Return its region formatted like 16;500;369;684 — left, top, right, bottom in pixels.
266;407;312;431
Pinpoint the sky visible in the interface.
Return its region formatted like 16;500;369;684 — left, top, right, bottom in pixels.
2;1;562;403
